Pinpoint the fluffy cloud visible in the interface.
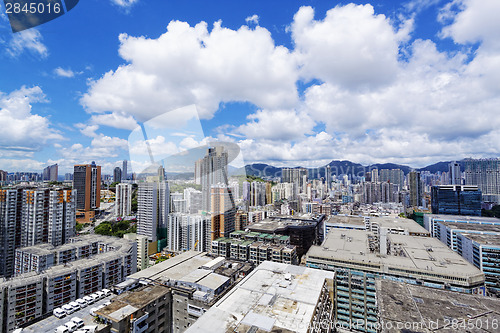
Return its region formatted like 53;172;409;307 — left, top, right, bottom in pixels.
291;4;407;90
0;86;62;153
81;20;298;123
237;109;315;141
90;112;138;130
440;0;500;50
6;29;48;58
78;2;500;167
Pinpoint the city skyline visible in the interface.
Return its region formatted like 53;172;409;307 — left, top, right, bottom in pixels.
1;0;500;174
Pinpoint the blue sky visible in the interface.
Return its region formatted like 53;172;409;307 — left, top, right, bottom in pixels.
1;0;500;174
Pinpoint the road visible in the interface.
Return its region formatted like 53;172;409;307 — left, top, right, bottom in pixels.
81;203;116;234
23;294;113;333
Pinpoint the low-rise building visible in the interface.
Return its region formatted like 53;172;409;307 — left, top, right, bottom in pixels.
96;284;172;333
185;261;335;333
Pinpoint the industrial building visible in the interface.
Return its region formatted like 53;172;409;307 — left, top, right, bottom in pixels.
185;261;335;333
324;215;431;237
424;214;500;296
306;229;485;332
376;279;500;333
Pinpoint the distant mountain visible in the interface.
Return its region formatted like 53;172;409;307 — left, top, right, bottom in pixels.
369;163;412;174
244;164;282;178
417;161;454;173
243;159;463;179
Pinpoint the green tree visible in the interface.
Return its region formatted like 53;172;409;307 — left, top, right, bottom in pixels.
76;223;84;232
94;222;113;236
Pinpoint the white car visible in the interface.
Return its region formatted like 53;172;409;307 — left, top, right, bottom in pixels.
54;326;69;333
83;296;94;304
62;304;74;315
53;307;66;318
102;300;111;306
95;291;104;299
69;301;80;311
101;289;111;296
71;317;84;329
82;326;97;333
76;298;87;308
65;321;77;333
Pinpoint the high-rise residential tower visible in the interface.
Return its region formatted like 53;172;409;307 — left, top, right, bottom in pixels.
122;160;128;181
408;171;422;207
137;180;169;242
464;158;500;203
43;164;58;182
195;147;230;212
115;183;132;217
73;162;101;222
0;187;76;277
210;185;235;241
449;161;461;185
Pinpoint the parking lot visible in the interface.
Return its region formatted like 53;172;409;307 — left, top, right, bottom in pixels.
23;294;113;333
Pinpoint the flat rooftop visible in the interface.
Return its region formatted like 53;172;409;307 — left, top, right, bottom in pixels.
127;251;210;281
427;214;500;224
307;229;483;282
185;261;334;333
326;215;430;235
247;215;321;233
376;280;500;333
96;284;169;321
436;221;500;233
460;233;500;247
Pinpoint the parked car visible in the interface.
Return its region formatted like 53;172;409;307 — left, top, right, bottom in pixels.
65;321;77;333
76;298;87;308
61;304;74;315
83;296;94;304
71;317;84;329
55;326;69;333
53;307;66;318
69;301;80;311
101;289;111;296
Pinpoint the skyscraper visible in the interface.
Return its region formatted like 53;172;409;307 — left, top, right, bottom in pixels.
115;183;132;217
43;164;58;182
408;171;422;207
195;147;230;212
464;158;500;203
137;180;169;242
210;185;235;241
73;162;101;222
325;165;331;191
122;160;128;181
113;167;122;183
449;161;461;185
